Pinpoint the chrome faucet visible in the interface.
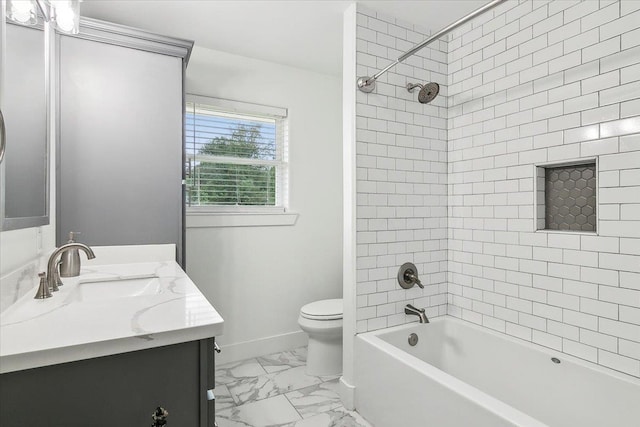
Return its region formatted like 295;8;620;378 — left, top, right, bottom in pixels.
405;304;429;323
45;243;96;291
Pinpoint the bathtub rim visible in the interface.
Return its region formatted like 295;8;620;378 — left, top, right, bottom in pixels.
361;316;640;387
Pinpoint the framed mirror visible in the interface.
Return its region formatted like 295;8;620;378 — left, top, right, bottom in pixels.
0;20;50;231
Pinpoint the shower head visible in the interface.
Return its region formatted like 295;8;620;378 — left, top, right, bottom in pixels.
406;82;440;104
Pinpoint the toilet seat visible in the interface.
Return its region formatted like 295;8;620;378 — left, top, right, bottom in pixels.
300;299;343;321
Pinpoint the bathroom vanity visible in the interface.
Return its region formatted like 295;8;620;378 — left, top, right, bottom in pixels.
0;245;224;426
0;8;218;427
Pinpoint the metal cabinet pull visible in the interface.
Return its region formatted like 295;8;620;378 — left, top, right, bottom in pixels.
214;342;221;353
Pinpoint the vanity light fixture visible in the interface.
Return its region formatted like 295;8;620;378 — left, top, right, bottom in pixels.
5;0;82;34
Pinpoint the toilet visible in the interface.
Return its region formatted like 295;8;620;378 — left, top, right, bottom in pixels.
298;298;343;376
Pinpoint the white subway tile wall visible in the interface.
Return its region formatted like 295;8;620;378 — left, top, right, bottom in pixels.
447;0;640;377
355;0;640;378
355;5;449;333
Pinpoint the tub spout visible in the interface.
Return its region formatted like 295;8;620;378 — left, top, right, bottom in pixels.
405;304;429;323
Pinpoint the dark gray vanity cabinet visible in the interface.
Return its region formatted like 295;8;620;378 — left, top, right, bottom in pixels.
0;338;216;427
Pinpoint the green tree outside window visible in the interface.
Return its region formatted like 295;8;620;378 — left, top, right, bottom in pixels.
187;124;277;206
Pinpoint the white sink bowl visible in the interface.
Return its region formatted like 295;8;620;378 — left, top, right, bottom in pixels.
71;275;162;302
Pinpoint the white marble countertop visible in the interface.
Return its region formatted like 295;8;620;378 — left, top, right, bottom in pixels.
0;245;224;374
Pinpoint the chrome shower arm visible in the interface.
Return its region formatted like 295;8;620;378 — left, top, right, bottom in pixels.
357;0;507;93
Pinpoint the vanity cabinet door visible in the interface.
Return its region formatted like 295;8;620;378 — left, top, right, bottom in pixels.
0;340;209;426
202;338;217;426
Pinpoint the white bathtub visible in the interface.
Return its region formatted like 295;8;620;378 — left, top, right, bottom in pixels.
355;317;640;427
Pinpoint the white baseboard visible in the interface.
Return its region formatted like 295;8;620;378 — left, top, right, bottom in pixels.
339;376;356;410
215;330;308;365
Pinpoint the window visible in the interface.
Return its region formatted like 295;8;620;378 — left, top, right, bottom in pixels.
185;95;288;212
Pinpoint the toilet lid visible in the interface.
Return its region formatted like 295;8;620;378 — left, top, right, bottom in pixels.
300;299;343;320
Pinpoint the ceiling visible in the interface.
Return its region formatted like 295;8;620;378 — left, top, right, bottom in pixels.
81;0;488;76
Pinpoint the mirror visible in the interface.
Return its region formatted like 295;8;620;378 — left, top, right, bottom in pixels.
1;21;49;230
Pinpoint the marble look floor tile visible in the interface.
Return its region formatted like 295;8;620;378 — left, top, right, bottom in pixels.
257;347;308;373
216;395;301;427
216;358;267;385
214;384;235;410
318;374;341;382
285;379;342;418
286;406;373;427
228;365;323;405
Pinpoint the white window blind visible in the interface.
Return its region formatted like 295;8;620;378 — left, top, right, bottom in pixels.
185;95;288;211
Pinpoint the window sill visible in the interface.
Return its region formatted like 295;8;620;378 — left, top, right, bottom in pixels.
186;212;299;228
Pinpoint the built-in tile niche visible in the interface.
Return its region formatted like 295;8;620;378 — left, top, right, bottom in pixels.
536;161;597;232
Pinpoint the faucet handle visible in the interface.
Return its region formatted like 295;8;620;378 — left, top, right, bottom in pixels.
406;272;424;288
34;272;53;299
45;259;63;292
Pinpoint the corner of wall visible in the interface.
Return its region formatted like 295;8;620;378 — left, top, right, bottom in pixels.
341;0;358;400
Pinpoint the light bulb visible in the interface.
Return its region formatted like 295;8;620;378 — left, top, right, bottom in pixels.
55;7;74;31
7;0;38;25
51;0;81;34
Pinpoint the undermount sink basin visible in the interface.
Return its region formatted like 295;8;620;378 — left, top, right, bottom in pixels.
71;275;162;302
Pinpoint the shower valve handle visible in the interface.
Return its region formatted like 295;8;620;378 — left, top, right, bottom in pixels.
398;262;424;289
405;271;424;288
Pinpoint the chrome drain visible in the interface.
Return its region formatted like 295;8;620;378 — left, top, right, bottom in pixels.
551;357;561;364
